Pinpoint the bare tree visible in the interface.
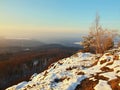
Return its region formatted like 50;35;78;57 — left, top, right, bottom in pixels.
81;13;117;54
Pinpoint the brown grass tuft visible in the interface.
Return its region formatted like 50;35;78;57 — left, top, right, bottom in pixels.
75;78;98;90
66;66;77;71
94;73;109;81
76;71;85;75
100;59;107;64
108;77;120;90
100;66;114;72
113;55;119;60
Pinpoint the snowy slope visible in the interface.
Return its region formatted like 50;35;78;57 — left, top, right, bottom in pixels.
6;48;120;90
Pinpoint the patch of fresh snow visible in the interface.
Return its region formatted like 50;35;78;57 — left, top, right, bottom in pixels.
89;77;97;81
94;80;112;90
107;60;120;69
77;53;94;60
30;73;37;80
67;75;86;90
7;81;28;90
99;72;117;81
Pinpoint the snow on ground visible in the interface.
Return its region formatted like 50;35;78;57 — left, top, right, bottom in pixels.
99;72;117;81
6;48;120;90
94;80;112;90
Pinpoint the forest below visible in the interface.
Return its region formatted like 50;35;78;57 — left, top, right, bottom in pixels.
0;44;81;90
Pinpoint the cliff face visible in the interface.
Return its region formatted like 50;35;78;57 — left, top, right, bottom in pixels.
6;48;120;90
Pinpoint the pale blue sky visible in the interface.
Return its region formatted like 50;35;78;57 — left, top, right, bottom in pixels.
0;0;120;41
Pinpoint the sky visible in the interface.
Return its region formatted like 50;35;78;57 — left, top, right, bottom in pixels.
0;0;120;41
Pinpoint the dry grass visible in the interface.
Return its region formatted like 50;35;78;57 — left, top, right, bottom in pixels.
75;78;98;90
76;71;85;75
108;77;120;90
66;66;77;71
75;73;109;90
100;66;114;72
94;73;109;81
100;59;107;64
113;55;119;60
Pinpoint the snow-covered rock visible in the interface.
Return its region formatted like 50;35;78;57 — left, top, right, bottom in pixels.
6;48;120;90
94;80;112;90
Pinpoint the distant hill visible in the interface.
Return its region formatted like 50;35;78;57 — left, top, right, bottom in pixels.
0;38;44;47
